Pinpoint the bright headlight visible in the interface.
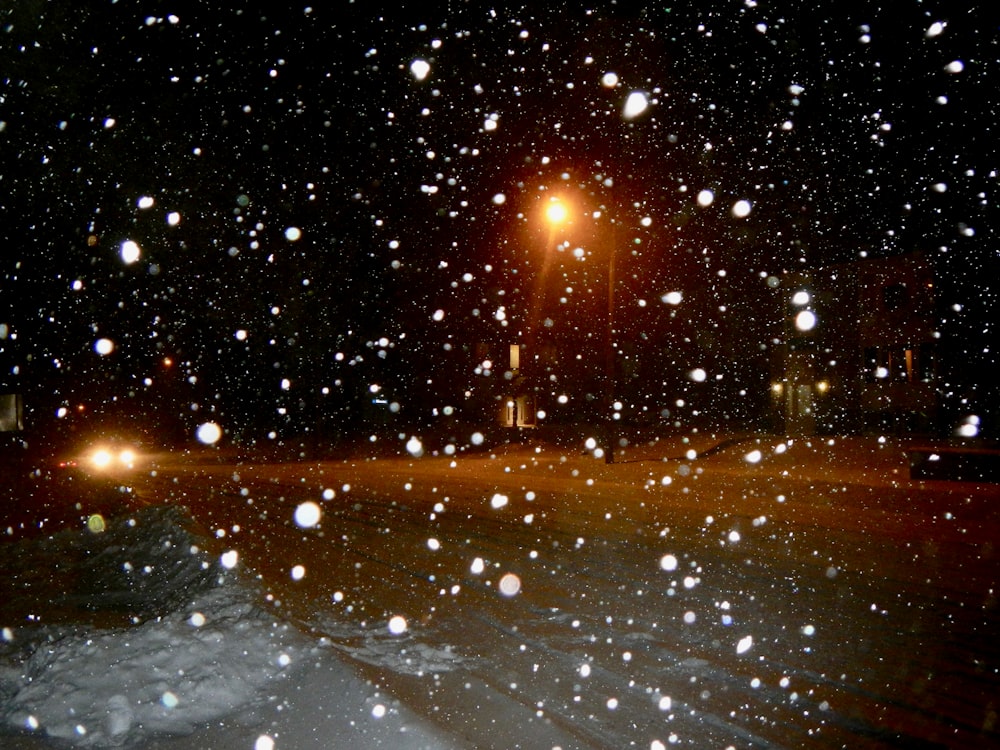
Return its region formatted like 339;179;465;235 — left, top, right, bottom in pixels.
90;448;115;469
88;446;138;470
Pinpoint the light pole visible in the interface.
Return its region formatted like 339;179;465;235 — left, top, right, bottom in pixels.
541;194;618;463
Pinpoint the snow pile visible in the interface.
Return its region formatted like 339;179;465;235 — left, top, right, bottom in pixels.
0;505;456;749
0;506;310;747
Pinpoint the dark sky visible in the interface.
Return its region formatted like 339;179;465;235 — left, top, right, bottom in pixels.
1;2;997;441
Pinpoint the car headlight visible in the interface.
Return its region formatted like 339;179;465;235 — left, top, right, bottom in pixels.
88;446;138;470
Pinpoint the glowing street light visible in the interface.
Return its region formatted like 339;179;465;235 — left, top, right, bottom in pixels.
544;197;569;226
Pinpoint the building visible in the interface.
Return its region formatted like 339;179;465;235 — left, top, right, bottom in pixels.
771;252;938;435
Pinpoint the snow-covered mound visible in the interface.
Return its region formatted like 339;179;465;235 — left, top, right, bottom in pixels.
0;505;311;748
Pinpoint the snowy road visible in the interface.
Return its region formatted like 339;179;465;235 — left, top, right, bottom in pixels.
3;433;998;748
135;435;999;748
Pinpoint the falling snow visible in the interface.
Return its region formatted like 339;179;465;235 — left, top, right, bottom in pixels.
1;2;998;748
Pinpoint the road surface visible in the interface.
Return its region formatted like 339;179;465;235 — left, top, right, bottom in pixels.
126;433;1000;749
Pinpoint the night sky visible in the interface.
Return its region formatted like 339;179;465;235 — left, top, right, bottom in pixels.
2;2;997;446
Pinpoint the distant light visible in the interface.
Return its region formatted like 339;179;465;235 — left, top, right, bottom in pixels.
91;449;113;469
697;189;714;207
94;338;115;355
137;196;155;209
284;226;302;241
661;291;683;305
791;290;810;306
601;71;619;88
732;200;752;218
166;211;181;226
545;199;568;224
944;60;964;74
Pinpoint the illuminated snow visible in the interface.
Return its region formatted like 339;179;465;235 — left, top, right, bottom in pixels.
795;310;817;331
119;239;142;264
732;199;752;218
294;501;322;528
196;421;223;444
410;59;431;80
406;436;424;456
388;615;408;635
498;573;522;596
623;91;649;119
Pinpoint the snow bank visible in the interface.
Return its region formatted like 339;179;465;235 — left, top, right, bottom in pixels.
0;506;456;749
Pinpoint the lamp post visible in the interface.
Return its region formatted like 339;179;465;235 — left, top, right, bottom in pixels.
541;194;618;463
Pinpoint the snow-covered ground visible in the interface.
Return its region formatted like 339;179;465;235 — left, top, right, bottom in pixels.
2;433;998;749
0;501;457;749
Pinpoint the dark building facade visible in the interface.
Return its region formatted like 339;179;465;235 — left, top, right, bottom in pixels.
770;252;938;436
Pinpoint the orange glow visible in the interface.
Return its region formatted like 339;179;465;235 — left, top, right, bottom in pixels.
544;198;569;225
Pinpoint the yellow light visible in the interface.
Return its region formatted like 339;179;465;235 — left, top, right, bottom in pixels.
91;448;114;469
545;199;568;225
816;380;830;394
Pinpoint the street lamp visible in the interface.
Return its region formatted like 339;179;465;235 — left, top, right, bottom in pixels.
545;199;569;226
541;193;618;463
